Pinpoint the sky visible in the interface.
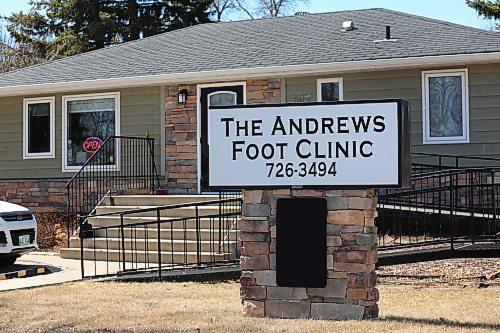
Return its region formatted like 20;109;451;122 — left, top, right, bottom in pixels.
299;0;492;29
0;0;493;30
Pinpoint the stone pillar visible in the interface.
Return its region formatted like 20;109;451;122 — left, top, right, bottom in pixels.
240;189;379;320
163;79;281;194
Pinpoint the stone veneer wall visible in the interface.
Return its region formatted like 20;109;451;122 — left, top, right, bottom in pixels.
164;79;281;194
0;179;67;212
240;189;379;320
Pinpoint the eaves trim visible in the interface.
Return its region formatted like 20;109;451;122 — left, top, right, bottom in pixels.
0;52;500;97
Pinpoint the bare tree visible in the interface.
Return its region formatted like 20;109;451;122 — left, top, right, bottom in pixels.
211;0;308;21
255;0;309;17
234;0;256;19
211;0;255;21
212;0;237;21
0;24;48;73
0;27;23;73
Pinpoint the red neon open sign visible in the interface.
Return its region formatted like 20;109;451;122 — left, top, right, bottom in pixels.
82;136;103;153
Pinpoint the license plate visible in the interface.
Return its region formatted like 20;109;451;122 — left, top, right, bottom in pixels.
19;235;30;246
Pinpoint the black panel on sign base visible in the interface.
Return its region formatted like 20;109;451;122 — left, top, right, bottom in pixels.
276;198;327;288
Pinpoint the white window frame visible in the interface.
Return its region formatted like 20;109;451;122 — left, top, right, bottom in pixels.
62;92;121;172
23;97;56;159
207;91;238;106
422;69;469;144
317;78;344;102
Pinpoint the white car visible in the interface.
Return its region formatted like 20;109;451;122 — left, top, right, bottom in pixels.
0;201;38;266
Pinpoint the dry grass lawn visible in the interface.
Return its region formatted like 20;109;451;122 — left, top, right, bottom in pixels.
0;281;498;333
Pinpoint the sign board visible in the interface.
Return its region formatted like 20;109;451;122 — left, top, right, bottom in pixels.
82;136;103;153
207;100;411;190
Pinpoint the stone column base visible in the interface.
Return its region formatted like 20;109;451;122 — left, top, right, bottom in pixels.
240;189;379;320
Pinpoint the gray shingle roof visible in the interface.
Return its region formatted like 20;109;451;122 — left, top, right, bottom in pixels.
1;8;499;89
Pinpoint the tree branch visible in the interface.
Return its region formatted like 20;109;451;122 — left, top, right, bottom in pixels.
234;0;255;19
0;42;31;67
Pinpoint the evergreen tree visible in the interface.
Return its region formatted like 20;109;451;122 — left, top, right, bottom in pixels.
2;0;213;69
466;0;500;30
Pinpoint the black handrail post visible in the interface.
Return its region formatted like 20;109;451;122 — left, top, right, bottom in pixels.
469;170;475;244
157;210;162;278
196;205;201;266
150;139;155;193
491;170;497;240
146;137;161;191
450;171;455;251
218;200;222;254
120;213;126;272
80;216;85;279
66;186;71;246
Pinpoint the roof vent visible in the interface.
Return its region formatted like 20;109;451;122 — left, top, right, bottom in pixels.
341;21;354;32
294;11;309;15
374;25;398;43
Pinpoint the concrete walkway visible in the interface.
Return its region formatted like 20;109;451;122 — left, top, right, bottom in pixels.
0;252;86;292
1;252;225;291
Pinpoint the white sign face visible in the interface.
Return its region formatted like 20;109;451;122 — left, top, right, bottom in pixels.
208;102;402;188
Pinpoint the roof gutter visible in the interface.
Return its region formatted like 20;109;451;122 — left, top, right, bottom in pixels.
0;52;499;97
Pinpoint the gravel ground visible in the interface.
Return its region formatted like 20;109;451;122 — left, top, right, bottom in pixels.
378;258;500;288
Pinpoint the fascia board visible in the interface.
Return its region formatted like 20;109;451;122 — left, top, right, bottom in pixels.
0;52;499;97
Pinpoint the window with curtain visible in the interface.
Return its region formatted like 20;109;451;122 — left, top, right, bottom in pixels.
423;70;469;144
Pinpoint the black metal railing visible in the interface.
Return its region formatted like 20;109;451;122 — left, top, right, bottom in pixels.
219;191;242;200
412;152;500;174
65;136;161;239
78;198;242;278
377;168;500;250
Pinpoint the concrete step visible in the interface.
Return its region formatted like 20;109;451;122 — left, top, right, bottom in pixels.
70;237;238;252
102;195;227;207
61;195;242;265
91;228;239;240
87;216;240;229
94;205;235;218
60;247;232;263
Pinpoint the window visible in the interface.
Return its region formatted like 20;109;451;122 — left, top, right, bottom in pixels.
62;92;120;171
23;97;55;159
208;91;237;107
317;78;344;102
422;69;469;144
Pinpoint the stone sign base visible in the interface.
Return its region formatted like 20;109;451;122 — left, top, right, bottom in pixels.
240;189;379;320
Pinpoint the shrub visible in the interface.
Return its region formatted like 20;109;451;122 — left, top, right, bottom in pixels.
35;211;77;250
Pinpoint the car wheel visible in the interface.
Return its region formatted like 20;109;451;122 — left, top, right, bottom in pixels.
0;256;18;266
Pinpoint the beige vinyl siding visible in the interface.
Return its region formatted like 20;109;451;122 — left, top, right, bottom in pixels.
284;63;500;159
0;86;162;179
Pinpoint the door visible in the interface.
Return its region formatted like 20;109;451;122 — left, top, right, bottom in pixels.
199;85;244;192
